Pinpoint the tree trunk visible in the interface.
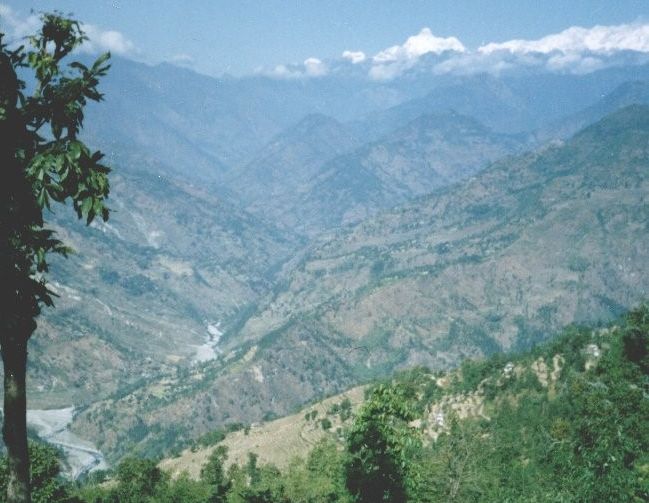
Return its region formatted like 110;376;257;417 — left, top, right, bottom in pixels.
2;340;31;503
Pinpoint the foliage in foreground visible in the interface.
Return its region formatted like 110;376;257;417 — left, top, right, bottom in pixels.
1;10;111;501
3;306;648;502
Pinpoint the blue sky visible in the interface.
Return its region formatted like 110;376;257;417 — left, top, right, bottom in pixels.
2;0;649;76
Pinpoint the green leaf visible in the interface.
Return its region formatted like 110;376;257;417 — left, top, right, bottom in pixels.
81;197;92;216
36;188;47;208
69;141;81;160
69;61;88;72
92;52;111;71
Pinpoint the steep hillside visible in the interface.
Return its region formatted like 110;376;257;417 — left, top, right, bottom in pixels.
224;111;521;236
69;106;649;462
149;306;648;502
17;308;649;501
28;168;299;408
69;321;362;462
352;76;533;139
538;80;649;142
237;106;649;368
297;112;523;231
226;114;361;232
159;385;366;478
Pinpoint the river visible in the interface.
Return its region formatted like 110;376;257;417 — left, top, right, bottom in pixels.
27;407;108;480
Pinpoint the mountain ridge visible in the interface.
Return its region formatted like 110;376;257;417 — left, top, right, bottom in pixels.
67;106;649;462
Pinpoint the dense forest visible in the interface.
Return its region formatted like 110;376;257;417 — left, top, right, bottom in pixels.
3;305;647;502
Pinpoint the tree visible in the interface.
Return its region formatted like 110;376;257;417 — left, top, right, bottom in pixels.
345;384;421;503
200;445;230;501
284;439;353;503
0;13;111;502
0;442;78;503
113;458;166;503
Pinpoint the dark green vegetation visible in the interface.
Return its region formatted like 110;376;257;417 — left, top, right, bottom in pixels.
1;14;111;501
5;306;647;501
0;443;80;503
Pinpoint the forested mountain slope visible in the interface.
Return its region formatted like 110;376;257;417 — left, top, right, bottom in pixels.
294;111;523;231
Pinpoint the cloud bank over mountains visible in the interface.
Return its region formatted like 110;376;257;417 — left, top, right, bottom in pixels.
469;22;649;75
362;22;649;79
257;21;649;80
2;3;648;81
479;22;649;55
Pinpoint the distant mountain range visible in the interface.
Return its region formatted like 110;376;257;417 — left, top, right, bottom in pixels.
226;113;362;233
537;80;649;141
81;56;649;180
295;111;523;232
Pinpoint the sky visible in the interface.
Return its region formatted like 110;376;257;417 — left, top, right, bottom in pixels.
2;0;649;77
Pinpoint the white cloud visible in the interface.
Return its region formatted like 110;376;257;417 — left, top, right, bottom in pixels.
80;24;136;56
304;57;328;76
369;27;465;79
267;63;302;79
545;52;605;73
0;4;40;41
435;22;649;77
169;53;195;68
342;50;366;64
262;57;328;79
479;22;649;55
368;63;401;80
433;52;516;76
373;27;465;63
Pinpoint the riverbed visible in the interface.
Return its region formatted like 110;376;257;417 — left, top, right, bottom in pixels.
27;407;107;479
